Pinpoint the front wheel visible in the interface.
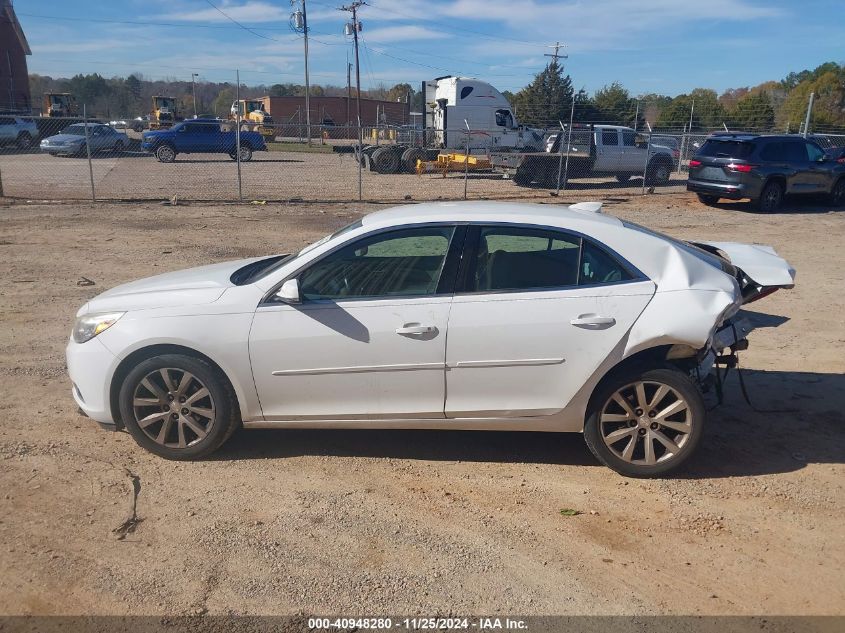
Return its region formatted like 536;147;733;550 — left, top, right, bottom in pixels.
646;160;671;185
584;366;705;477
119;354;240;460
155;144;176;163
230;145;253;162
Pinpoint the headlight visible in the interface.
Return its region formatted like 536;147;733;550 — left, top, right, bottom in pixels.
72;312;124;344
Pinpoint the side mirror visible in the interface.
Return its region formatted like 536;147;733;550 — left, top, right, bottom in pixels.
276;278;301;304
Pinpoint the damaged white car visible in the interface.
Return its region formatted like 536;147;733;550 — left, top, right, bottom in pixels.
66;201;795;476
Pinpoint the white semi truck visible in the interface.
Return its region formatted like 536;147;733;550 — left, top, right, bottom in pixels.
357;75;544;174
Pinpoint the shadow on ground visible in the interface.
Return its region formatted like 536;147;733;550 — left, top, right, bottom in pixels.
214;367;844;479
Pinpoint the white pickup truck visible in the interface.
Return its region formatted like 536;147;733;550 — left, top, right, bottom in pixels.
491;124;677;187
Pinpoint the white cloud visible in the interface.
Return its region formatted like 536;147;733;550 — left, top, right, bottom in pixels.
361;25;450;43
159;1;289;23
31;41;128;54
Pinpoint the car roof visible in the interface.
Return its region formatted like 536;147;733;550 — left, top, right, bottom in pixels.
361;201;624;232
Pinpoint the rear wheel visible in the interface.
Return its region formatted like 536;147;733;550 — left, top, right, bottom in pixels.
755;180;783;212
238;144;253;162
17;132;33;150
155;144;176;163
829;178;845;207
372;146;401;174
119;354;240;460
697;194;719;206
401;147;425;173
646;159;671;185
584;366;705;477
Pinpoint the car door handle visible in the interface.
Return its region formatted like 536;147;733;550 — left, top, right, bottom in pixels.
395;323;436;336
570;314;616;328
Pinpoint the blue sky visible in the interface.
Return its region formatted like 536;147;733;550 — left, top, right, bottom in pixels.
19;0;845;96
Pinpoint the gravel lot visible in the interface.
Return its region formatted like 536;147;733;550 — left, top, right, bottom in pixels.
0;148;686;202
0;192;842;617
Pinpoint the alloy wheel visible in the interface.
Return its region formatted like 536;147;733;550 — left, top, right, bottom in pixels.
132;368;215;449
599;380;693;466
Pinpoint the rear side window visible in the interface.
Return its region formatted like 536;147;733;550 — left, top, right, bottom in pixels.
760;142;785;161
697;140;754;159
601;129;618;146
783;142;807;161
468;226;635;292
622;131;636;147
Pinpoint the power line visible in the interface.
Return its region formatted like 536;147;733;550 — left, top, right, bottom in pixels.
199;0;282;41
15;11;288;32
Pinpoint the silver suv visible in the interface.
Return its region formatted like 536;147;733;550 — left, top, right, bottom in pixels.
0;115;39;149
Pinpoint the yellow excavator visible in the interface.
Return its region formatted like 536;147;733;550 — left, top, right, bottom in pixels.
149;95;181;130
230;99;275;139
43;93;78;117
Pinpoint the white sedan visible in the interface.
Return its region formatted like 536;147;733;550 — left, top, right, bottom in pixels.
66;202;795;476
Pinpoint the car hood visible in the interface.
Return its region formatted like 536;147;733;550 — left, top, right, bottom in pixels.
79;257;265;316
45;134;85;143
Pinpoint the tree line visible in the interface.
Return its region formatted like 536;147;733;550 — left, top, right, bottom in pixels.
29;61;844;132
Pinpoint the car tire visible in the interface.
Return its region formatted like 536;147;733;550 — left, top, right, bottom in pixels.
231;144;253;162
155;144;176;163
829;178;845;208
119;354;240;460
583;366;705;478
401;147;425;173
372;146;401;174
17;132;33;150
615;173;632;184
697;194;719;206
645;159;671;185
755;180;783;213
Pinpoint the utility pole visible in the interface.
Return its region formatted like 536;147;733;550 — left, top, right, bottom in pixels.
341;1;365;200
544;41;568;65
191;73;199;118
291;1;312;145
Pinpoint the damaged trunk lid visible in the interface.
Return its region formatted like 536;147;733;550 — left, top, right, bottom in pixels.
692;241;796;303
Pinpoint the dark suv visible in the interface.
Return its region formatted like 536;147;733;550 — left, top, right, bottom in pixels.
687;133;845;212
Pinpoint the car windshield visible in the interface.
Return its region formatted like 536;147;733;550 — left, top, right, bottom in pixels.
697;139;754;159
62;125;91;136
240;218;364;284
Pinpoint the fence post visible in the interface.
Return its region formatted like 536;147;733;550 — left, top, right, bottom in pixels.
83;104;96;203
463;119;470;200
0;163;4;198
357;115;363;202
554;120;565;193
802;92;815;138
235;70;243;201
560;99;576;193
641;130;653;195
678;123;686;175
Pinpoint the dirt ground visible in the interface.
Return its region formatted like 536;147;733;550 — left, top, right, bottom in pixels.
0;191;842;617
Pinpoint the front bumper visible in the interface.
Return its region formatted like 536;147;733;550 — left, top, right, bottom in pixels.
66;336;118;426
40;144;82;155
687;179;758;200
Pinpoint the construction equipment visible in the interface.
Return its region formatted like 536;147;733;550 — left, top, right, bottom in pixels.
230;99;275;140
149;96;180;130
415;152;491;176
43;93;77;117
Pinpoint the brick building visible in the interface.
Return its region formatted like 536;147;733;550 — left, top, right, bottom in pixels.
0;0;31;112
259;95;409;127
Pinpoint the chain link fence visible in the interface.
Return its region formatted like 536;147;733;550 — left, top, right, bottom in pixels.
1;107;843;203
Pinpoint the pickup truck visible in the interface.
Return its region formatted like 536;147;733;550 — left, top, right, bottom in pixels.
490;124;677;187
141;118;267;163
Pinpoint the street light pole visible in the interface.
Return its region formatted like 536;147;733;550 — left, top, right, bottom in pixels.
292;1;312;146
341;1;365;201
191;73;199;118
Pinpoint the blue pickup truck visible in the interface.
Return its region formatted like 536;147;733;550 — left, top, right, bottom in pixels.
141;118;267;163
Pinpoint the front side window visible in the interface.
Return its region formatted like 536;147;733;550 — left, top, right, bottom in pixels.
299;226;455;300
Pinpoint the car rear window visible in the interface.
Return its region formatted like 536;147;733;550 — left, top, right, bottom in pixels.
697;140;754;159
